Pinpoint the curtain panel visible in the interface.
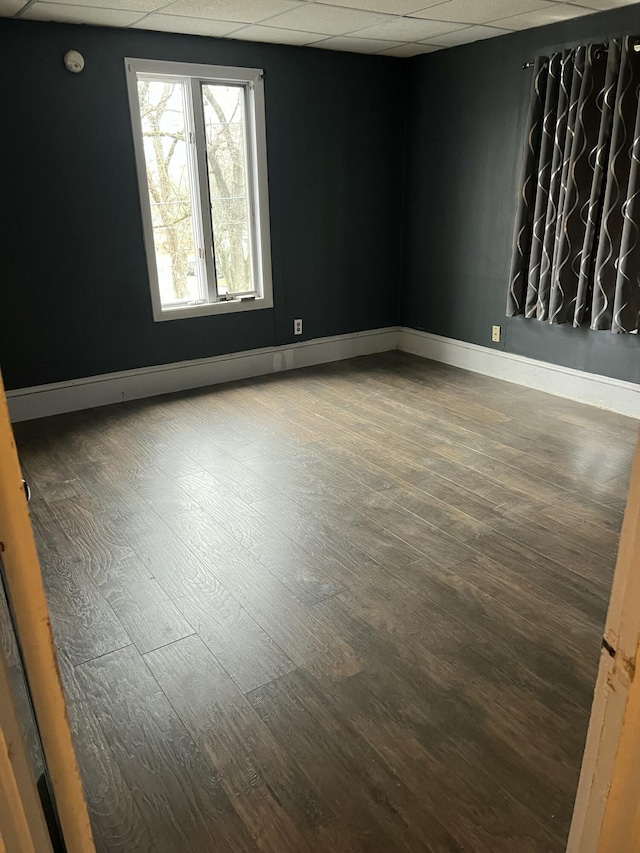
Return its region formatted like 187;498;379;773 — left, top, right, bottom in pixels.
507;37;640;333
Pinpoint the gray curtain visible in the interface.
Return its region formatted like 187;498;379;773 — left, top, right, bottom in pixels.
507;37;640;333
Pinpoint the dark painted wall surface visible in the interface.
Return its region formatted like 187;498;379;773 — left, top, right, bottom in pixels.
401;5;640;384
0;19;404;390
5;9;640;392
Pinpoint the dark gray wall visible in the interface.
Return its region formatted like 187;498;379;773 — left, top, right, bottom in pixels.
5;9;640;393
401;4;640;384
0;19;404;390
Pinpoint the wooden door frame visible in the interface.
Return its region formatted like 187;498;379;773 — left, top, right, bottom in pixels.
0;370;95;852
568;429;640;851
0;643;53;853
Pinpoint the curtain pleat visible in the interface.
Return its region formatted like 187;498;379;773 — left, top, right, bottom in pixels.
549;47;585;324
508;55;548;316
525;53;560;319
508;36;640;334
575;42;619;326
538;50;573;321
614;94;640;330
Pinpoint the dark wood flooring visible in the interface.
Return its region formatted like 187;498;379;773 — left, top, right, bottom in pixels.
8;352;638;852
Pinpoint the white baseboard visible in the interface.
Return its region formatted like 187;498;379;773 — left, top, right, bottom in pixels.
7;327;400;422
398;328;640;420
7;325;639;422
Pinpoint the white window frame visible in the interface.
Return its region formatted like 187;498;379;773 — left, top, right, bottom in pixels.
124;57;273;322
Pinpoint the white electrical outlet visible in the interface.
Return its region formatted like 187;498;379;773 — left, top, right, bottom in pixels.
294;319;302;335
492;325;501;343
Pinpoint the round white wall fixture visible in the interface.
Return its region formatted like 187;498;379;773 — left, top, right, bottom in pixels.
64;50;85;73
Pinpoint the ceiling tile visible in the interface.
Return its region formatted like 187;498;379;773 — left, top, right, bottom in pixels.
319;0;442;14
163;0;299;24
260;4;392;36
133;13;242;35
491;3;592;30
349;17;468;41
46;0;164;9
376;42;442;56
563;0;638;7
8;0;631;56
0;0;27;14
424;23;511;45
232;24;326;43
21;2;142;25
313;35;405;52
411;0;553;24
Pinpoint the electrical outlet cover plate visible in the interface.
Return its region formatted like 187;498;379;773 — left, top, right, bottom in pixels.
294;319;302;335
492;325;501;343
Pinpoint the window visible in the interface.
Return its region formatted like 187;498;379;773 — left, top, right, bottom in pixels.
125;58;273;321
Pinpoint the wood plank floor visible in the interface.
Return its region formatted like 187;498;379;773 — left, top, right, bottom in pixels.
10;351;638;853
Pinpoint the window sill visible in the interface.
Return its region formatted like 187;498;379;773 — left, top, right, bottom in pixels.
152;294;273;322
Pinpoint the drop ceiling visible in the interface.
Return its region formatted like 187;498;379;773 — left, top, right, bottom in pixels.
1;0;637;56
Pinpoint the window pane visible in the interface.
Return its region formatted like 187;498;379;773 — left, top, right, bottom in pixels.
137;79;200;308
202;84;253;295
